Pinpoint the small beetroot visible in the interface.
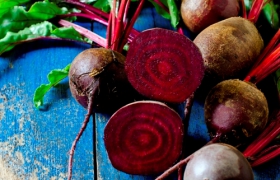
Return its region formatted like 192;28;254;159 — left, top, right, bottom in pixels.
180;0;240;33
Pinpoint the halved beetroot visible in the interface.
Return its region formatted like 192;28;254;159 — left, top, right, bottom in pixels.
104;100;184;175
125;28;205;103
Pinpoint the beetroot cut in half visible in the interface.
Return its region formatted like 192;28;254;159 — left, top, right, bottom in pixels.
125;28;205;103
104;100;184;175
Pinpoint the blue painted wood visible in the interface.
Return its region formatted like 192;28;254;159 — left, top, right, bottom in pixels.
0;5;279;180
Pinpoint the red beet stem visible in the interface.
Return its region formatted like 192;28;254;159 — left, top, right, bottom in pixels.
155;154;193;180
244;45;280;83
247;0;266;23
244;29;280;83
67;93;94;180
111;0;129;51
243;112;280;157
58;19;107;47
248;29;280;71
119;0;145;52
110;0;117;47
106;13;113;48
63;0;109;19
250;146;280;167
240;0;247;19
61;12;108;26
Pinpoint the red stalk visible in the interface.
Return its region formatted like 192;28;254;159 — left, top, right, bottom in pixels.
250;146;280;167
110;0;117;47
58;19;107;47
61;12;108;26
63;0;109;19
244;44;280;83
111;0;129;51
106;13;113;48
248;29;280;72
118;0;145;52
243;112;280;157
240;0;247;19
247;0;266;23
155;155;193;180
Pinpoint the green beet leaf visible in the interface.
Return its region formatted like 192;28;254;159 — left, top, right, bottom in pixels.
0;0;31;16
148;0;180;29
0;21;90;55
33;64;71;109
0;1;69;39
93;0;111;13
166;0;180;28
263;2;279;29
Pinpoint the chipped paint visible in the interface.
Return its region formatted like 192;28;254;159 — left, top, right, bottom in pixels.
0;156;19;180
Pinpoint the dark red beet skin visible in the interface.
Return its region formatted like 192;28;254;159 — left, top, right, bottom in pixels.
125;28;204;104
183;143;254;180
104;100;184;175
69;48;140;113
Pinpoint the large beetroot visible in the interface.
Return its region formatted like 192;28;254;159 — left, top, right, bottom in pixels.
125;28;204;104
193;0;265;82
194;16;264;81
104;100;184;175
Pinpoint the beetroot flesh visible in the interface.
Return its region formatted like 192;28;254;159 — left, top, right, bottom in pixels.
104;100;184;175
125;28;204;104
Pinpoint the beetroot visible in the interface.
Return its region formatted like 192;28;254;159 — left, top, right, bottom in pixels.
180;0;240;33
183;143;254;180
125;28;204;104
69;48;139;113
104;100;184;175
204;79;269;146
155;143;254;180
193;17;264;81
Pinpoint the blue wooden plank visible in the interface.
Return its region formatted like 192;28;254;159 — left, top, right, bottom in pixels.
0;38;94;179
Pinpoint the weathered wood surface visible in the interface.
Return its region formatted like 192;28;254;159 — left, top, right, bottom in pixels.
0;6;279;180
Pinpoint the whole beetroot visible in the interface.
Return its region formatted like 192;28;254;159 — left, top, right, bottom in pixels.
194;17;264;81
183;143;254;180
69;48;139;113
204;79;269;146
181;0;240;33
